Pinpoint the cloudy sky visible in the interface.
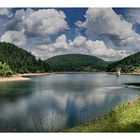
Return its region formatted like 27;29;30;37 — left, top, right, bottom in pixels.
0;8;140;61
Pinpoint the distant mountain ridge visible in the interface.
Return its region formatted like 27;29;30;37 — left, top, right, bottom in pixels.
46;54;109;72
0;42;109;73
107;52;140;72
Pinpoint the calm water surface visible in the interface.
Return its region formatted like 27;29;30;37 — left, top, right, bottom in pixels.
0;73;140;132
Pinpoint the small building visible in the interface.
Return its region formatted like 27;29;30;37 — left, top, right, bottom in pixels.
116;67;121;77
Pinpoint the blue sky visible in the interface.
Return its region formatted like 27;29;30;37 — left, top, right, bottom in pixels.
0;8;140;60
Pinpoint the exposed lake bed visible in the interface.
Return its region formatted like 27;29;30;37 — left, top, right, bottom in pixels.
0;73;52;82
0;73;140;132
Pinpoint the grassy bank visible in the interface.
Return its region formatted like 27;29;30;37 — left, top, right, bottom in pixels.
66;98;140;132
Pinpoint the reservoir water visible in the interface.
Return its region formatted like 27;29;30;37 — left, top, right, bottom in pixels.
0;73;140;132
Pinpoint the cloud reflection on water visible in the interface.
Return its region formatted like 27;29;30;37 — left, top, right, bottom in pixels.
0;73;139;131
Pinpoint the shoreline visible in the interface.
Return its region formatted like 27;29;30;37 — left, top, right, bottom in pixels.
107;72;140;75
0;75;30;82
0;72;52;82
54;71;103;74
19;72;52;77
65;97;140;132
0;71;140;82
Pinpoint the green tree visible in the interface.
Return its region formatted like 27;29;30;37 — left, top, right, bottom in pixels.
46;54;109;72
0;42;50;73
107;52;140;72
0;62;13;77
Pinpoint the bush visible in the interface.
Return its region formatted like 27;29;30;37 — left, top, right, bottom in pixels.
5;70;13;77
0;62;13;77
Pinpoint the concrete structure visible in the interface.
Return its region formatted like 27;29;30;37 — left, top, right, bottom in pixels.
116;67;121;77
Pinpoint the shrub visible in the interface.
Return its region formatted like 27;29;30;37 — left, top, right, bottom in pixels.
0;62;13;77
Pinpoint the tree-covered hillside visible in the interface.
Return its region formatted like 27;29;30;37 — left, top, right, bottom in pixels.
107;52;140;72
0;42;50;73
46;54;109;72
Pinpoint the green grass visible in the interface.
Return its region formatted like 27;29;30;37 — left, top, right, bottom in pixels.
65;98;140;132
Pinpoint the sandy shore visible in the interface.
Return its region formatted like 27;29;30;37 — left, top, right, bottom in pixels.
0;75;30;82
18;72;52;78
0;73;52;82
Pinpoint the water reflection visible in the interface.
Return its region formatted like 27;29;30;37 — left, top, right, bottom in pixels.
0;73;140;131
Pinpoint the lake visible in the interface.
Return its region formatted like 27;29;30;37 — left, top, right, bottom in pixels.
0;73;140;132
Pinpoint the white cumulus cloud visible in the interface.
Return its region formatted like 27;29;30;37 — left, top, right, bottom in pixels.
76;8;140;58
31;34;127;60
85;40;128;60
77;8;134;39
0;30;26;47
0;8;13;17
73;36;86;47
6;8;68;37
1;8;140;61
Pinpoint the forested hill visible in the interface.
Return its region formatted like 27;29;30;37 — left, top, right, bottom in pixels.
46;54;109;72
107;52;140;72
0;42;50;73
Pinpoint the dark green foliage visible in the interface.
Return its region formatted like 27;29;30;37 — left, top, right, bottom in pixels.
0;62;13;77
107;52;140;72
46;54;109;72
0;42;50;73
